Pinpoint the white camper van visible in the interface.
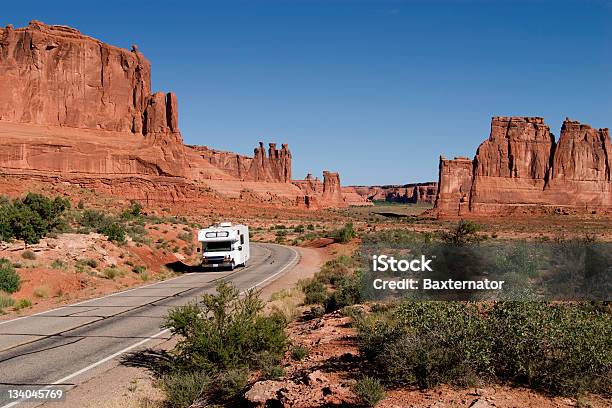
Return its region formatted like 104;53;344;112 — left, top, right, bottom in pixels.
197;222;250;270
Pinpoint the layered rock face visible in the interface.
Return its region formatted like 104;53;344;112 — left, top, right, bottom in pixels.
346;182;438;204
1;21;150;133
0;21;358;208
292;172;351;208
434;117;612;216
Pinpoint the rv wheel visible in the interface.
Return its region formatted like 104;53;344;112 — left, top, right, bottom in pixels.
230;261;235;271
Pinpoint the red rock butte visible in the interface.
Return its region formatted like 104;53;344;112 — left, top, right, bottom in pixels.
0;21;366;208
434;116;612;217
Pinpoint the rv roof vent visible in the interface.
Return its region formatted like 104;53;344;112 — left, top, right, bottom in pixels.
219;222;232;227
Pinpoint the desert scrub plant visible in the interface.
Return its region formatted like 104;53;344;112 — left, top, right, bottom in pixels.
0;193;70;244
164;281;287;373
50;259;66;270
160;371;212;408
291;345;309;361
132;265;147;274
0;258;21;293
440;219;482;246
331;222;356;243
353;376;385;407
302;279;327;305
15;298;32;310
33;285;50;298
0;292;15;309
357;301;612;396
102;267;125;280
21;250;36;260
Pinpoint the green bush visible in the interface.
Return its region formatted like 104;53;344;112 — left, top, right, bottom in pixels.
354;376;385;407
102;267;124;280
0;259;21;293
160;371;211;408
21;250;36;260
164;281;287;373
302;280;327;305
102;222;126;244
0;193;70;244
291;345;309;361
440;220;482;246
357;301;612;396
15;298;32;310
324;273;363;312
50;259;66;270
331;222;356;243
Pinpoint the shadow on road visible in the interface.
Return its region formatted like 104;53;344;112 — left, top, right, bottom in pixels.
165;260;235;273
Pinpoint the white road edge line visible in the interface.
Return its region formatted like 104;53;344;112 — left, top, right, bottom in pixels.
0;244;300;408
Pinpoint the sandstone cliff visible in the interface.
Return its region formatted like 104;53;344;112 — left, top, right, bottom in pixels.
434;117;612;216
0;21;355;209
345;182;438;204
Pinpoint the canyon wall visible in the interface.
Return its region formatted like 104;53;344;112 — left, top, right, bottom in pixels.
346;182;438;204
0;21;356;208
434;116;612;216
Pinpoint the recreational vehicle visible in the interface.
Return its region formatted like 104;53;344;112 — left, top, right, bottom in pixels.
197;222;250;269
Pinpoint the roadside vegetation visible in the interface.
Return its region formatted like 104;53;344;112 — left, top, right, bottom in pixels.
161;281;288;407
356;301;611;396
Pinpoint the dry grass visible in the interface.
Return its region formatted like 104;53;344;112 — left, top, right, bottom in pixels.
265;287;304;322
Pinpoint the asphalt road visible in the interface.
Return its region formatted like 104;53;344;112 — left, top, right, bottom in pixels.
0;243;299;407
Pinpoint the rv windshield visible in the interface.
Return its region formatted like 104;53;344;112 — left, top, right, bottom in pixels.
203;241;232;252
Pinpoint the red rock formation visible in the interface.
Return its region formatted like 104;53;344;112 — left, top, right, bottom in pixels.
0;21;151;133
346;183;438;204
0;21;353;209
434;157;473;216
434;116;612;216
245;142;292;182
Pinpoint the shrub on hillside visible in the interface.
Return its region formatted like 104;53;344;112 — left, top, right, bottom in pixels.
0;193;70;244
0;259;21;293
331;222;356;243
357;301;611;396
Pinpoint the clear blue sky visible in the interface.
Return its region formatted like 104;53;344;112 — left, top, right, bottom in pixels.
3;1;611;185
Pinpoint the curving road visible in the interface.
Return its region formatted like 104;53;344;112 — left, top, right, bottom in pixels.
0;243;299;407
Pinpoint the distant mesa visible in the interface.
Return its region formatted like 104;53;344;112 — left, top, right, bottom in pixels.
0;21;368;208
434;116;612;217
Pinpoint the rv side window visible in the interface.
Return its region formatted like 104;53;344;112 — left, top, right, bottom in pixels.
240;234;245;245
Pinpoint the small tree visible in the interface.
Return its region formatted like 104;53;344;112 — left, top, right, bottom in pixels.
0;258;21;293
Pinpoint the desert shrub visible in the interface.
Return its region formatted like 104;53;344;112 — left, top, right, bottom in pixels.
178;232;193;242
357;301;611;396
164;281;287;373
102;222;126;244
331;222;356;243
440;219;482;246
291;345;309;361
489;302;611;395
354;376;385;407
0;292;15;309
50;259;66;270
21;250;36;260
317;255;357;285
307;224;315;230
121;201;143;219
33;285;50;298
294;225;305;233
324;272;363;312
84;258;98;268
160;371;212;408
132;265;147;274
102;267;124;280
0;259;21;293
15;298;32;309
0;193;70;244
302;280;327;305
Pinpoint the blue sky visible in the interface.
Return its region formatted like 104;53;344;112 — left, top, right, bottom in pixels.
3;1;611;185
